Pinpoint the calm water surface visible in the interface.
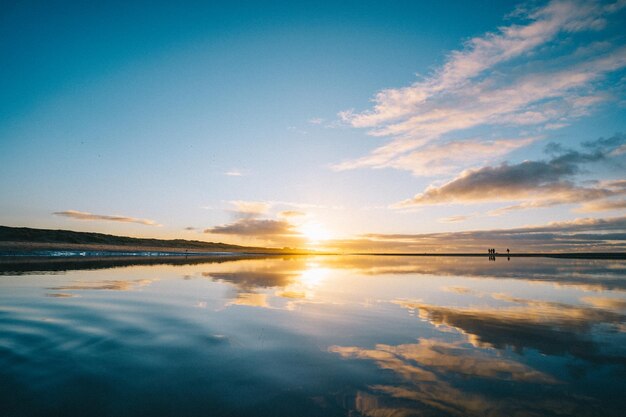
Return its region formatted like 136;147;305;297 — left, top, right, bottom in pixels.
1;255;625;416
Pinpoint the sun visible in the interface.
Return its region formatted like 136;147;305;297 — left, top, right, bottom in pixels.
299;222;332;244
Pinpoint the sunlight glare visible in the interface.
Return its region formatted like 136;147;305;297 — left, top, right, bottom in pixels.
299;222;332;244
298;264;329;288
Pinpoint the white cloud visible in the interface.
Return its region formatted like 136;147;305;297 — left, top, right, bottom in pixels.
224;169;244;177
337;0;626;174
337;136;538;175
229;200;271;216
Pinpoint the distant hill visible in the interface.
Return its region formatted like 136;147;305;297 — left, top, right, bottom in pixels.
0;225;289;253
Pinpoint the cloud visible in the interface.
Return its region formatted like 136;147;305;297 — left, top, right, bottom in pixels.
208;201;297;238
278;210;306;218
335;136;538;176
228;200;271;216
324;215;626;252
53;210;161;226
224;169;244;177
204;218;296;236
287;125;307;135
576;198;626;212
395;134;626;210
337;0;626;174
226;200;340;216
203;200;337;246
204;217;308;248
438;215;473;223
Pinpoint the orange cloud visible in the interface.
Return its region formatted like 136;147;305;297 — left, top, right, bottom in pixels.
53;210;161;226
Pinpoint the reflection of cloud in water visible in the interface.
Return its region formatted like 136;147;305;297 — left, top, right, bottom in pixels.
398;295;626;364
229;293;269;308
201;259;328;308
45;293;78;298
331;339;556;384
582;296;626;311
201;258;307;289
47;279;153;292
319;256;626;292
203;271;298;290
330;339;587;417
275;290;306;299
442;286;474;294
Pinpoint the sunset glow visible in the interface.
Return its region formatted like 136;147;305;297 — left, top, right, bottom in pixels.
299;222;333;245
2;3;626;416
1;0;625;251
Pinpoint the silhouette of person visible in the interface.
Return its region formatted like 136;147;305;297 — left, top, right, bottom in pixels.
507;248;510;254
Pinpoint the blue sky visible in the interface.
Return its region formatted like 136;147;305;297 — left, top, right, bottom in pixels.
1;0;625;251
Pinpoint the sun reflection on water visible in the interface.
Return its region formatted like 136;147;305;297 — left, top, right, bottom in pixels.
1;255;626;416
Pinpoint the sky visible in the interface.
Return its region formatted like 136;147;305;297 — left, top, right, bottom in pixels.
1;0;625;252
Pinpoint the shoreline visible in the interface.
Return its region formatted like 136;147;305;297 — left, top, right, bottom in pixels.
1;250;623;274
346;252;626;259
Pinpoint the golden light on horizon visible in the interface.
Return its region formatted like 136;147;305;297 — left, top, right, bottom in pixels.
299;222;333;245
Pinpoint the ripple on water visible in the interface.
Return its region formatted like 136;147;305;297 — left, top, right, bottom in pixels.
1;256;626;417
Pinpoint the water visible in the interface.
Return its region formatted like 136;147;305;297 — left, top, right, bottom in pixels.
1;255;625;416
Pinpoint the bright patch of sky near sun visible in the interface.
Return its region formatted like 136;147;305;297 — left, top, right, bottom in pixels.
0;0;625;249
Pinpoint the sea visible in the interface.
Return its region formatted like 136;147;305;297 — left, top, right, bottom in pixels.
1;254;625;416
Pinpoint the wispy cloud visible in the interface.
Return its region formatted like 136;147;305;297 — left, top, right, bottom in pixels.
48;279;153;292
576;197;626;212
337;0;626;173
227;199;341;214
229;200;272;216
287;125;307;135
278;210;307;218
53;210;161;226
224;169;245;177
438;214;473;223
335;136;538;176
